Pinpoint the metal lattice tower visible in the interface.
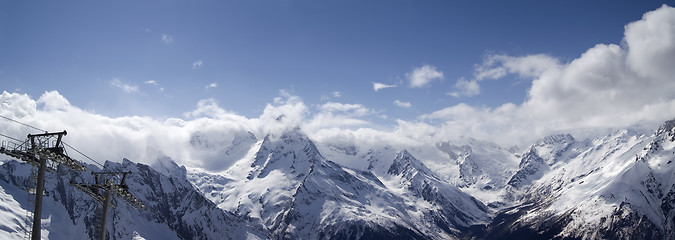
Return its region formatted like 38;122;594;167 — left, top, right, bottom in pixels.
0;130;87;240
24;166;37;240
71;171;145;240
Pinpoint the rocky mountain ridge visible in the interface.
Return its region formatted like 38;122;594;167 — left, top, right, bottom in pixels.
0;120;674;239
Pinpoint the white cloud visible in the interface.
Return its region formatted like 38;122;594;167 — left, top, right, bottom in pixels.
393;100;411;108
625;5;675;82
184;98;228;118
305;102;374;131
406;65;444;88
110;78;139;93
448;78;480;97
193;60;203;69
319;102;373;116
429;4;675;145
449;54;561;98
1;91;155;168
0;91;299;172
257;90;308;136
474;54;560;81
144;80;158;85
161;34;174;44
372;82;396;91
320;91;343;101
205;83;217;89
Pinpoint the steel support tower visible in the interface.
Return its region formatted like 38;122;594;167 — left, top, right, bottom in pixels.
0;130;87;240
71;171;145;240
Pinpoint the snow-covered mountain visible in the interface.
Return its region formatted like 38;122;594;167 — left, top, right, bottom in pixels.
190;128;489;239
189;130;258;171
504;133;586;201
0;157;266;240
1;120;675;239
476;121;674;239
436;138;519;208
386;150;489;232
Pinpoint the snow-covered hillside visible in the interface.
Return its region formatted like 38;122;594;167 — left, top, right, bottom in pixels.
475;121;675;239
2;120;675;239
0;157;266;240
190;128;489;239
436;138;520;208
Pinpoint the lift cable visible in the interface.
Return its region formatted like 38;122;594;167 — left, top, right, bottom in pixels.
0;114;46;133
62;142;105;168
1;114;144;240
0;114;105;168
1;113;124;188
0;132;24;143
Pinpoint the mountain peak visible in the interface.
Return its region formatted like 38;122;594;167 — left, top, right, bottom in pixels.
387;150;433;177
536;133;575;146
507;149;547;189
150;156;187;178
656;118;675;140
636;118;675;162
437;142;473;160
248;128;322;179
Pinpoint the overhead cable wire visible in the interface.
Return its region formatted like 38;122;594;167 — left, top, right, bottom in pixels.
0;113;105;168
0;132;23;143
0;114;47;133
63;142;105;168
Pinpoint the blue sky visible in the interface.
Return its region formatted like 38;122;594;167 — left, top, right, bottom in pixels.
1;0;666;121
1;1;675;168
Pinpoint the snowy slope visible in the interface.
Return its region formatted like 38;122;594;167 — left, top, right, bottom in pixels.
274;153;431;239
477;121;675;239
3;119;675;239
386;150;489;230
507;134;580;189
436;138;519;208
316;136;521;210
105;157;267;240
189;130;258;171
0;182;30;239
437;138;519;190
503;134;588;202
190;129;490;239
0;156;266;240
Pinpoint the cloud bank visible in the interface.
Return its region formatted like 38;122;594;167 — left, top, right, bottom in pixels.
439;4;675;142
